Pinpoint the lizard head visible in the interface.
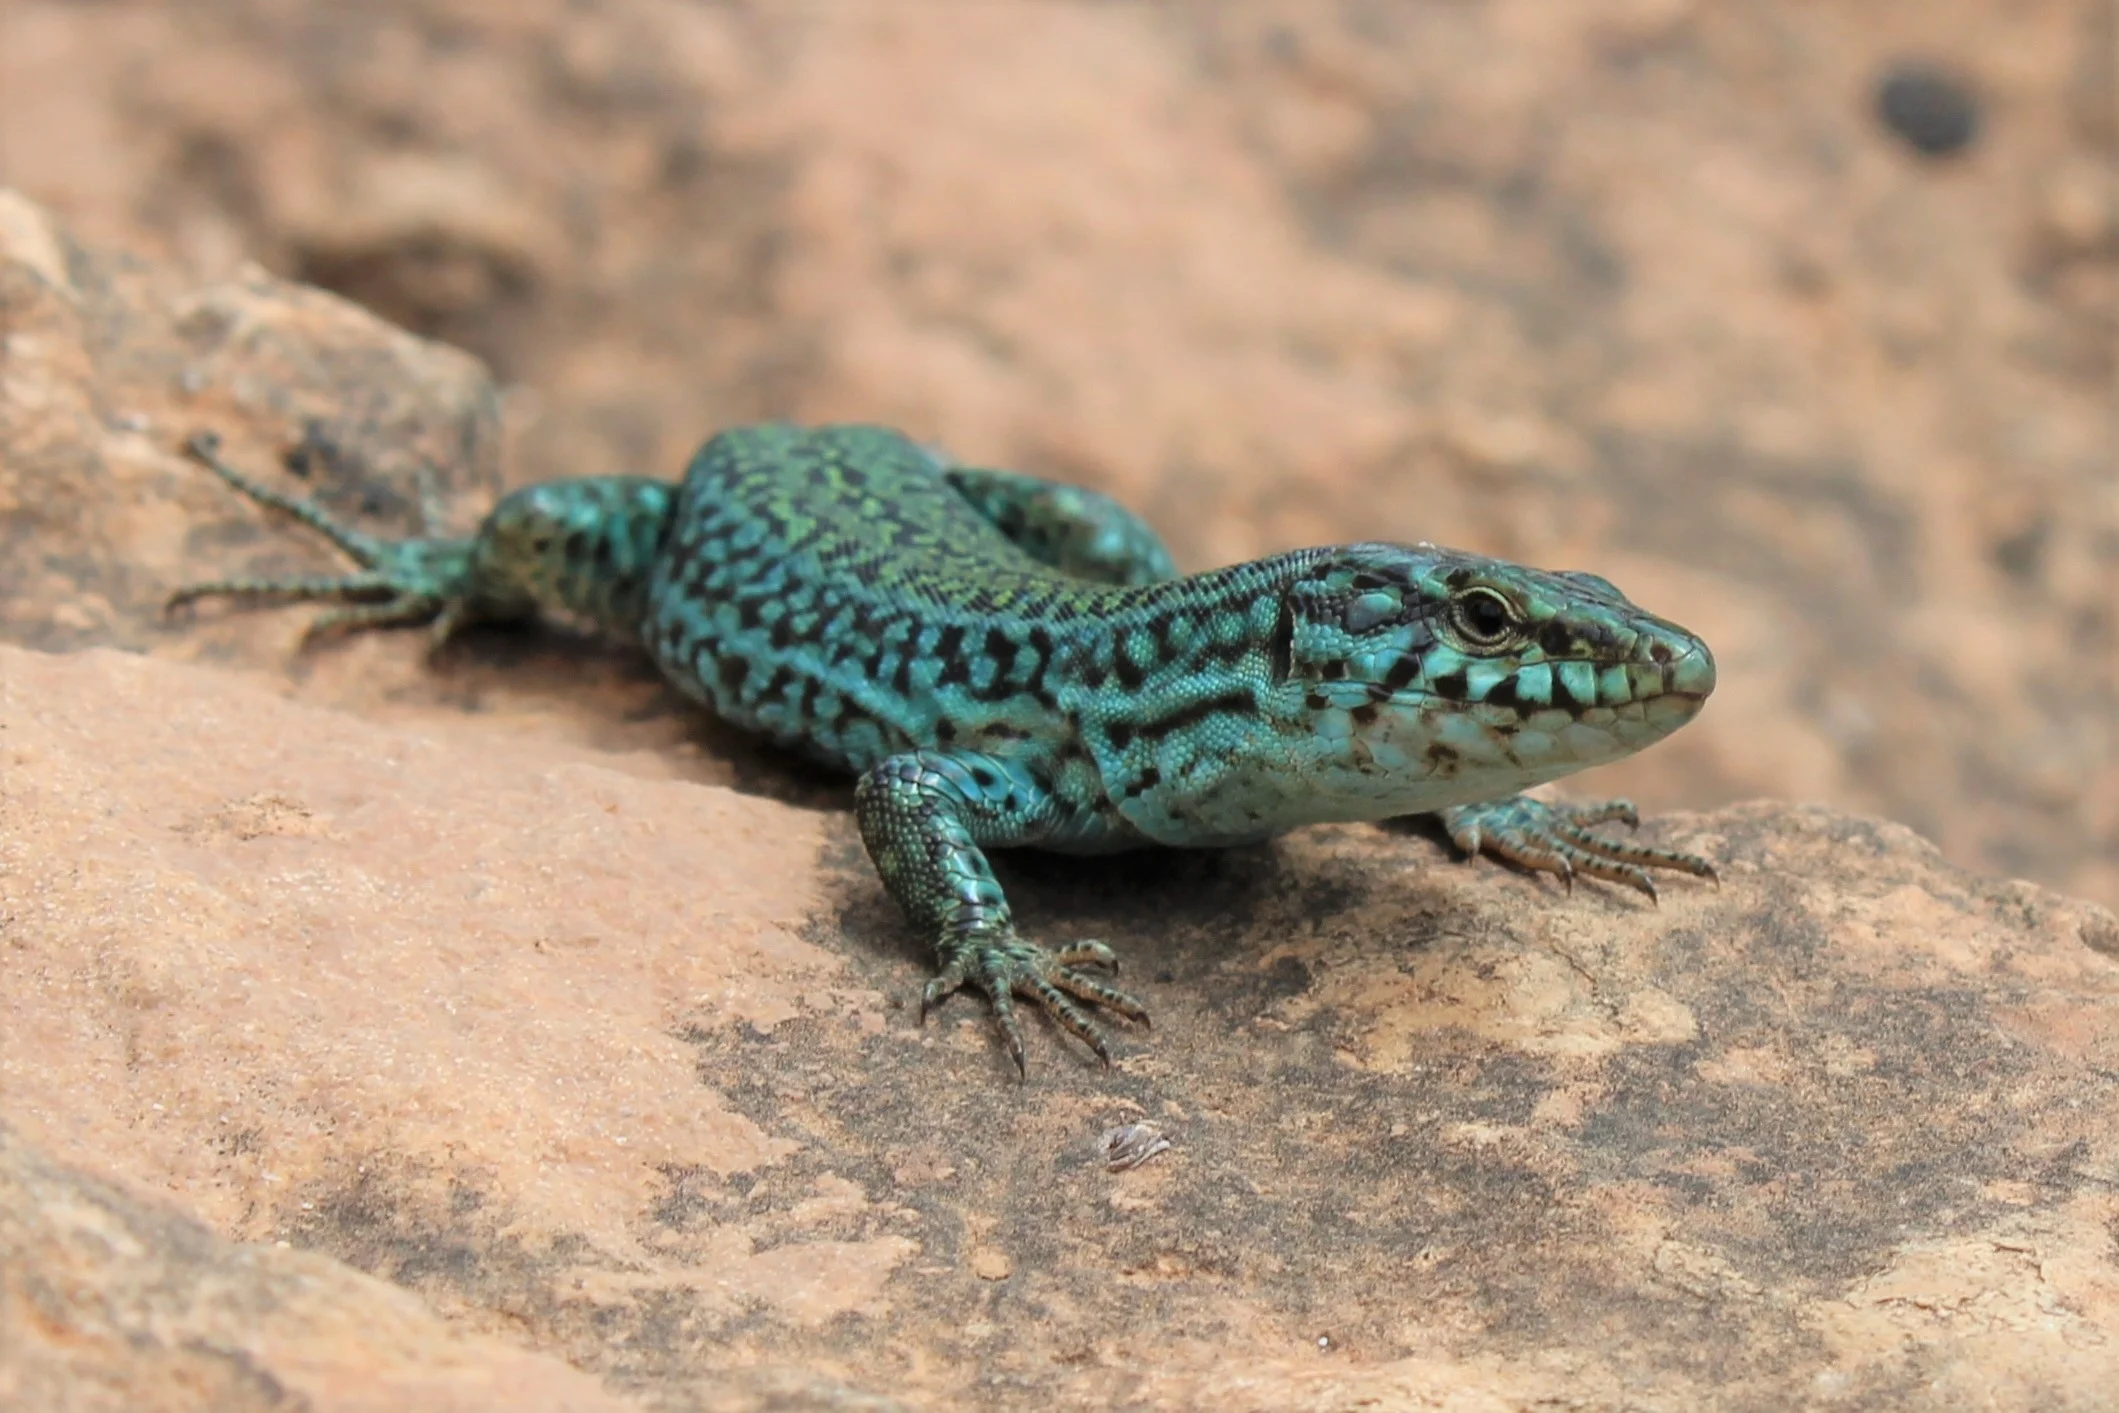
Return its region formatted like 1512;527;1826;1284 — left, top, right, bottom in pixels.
1272;542;1713;800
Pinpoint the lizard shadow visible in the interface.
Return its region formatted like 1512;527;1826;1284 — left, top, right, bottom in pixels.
423;624;1465;987
383;619;859;811
411;630;1440;918
304;624;1479;1031
818;814;1413;1004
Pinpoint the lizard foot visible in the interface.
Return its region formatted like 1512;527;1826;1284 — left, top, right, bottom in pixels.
1437;795;1716;902
166;430;478;650
922;934;1150;1076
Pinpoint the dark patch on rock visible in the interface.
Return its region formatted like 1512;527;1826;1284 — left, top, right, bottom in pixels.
1875;62;1983;158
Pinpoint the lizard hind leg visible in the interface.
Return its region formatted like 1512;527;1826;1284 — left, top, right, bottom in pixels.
168;430;484;648
939;463;1180;587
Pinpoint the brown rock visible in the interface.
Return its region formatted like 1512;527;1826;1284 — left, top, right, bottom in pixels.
3;645;2118;1407
0;0;2111;906
0;188;503;650
0;4;2114;1404
0;186;740;778
0;1118;639;1412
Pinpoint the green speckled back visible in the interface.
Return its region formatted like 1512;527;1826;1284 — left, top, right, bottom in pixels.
640;423;1302;798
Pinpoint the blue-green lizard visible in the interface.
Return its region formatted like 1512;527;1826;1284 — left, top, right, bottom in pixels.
172;424;1716;1073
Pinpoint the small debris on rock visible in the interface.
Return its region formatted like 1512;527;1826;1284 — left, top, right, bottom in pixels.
1874;61;1982;158
1097;1121;1172;1172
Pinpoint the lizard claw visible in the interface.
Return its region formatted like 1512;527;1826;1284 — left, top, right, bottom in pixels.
1436;795;1714;901
921;932;1149;1074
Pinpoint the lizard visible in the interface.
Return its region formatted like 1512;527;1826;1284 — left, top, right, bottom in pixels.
170;423;1717;1074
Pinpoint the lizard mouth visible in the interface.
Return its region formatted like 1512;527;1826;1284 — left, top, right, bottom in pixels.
1566;640;1716;713
1423;639;1716;715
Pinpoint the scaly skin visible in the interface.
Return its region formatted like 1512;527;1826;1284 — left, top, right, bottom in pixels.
171;424;1717;1074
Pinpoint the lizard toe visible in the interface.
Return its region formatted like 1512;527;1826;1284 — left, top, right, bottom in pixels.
1051;938;1120;972
1439;795;1713;899
928;931;1147;1072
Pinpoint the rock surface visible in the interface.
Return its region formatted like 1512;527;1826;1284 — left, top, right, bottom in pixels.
0;1118;637;1412
3;642;2119;1409
0;1;2115;1406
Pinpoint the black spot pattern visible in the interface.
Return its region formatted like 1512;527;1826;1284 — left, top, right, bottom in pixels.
632;425;1332;819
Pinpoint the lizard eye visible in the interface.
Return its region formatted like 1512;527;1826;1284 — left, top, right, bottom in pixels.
1450;587;1517;647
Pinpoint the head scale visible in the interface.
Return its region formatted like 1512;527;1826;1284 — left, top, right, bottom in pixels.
1274;542;1714;801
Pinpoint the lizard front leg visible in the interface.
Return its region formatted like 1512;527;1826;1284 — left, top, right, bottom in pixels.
1438;796;1716;901
854;749;1148;1074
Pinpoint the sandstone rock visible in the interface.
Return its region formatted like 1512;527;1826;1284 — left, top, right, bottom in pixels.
4;0;2110;905
0;186;732;780
2;642;2117;1408
0;1119;640;1412
0;189;502;654
0;3;2114;1403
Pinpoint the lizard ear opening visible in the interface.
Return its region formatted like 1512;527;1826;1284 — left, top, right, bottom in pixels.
1268;595;1295;684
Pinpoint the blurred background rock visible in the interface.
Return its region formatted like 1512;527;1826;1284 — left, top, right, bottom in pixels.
1;0;2112;903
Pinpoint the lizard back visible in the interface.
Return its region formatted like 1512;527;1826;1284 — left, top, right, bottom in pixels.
641;423;1213;779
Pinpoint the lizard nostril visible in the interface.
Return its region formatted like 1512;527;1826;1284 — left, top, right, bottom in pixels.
1648;642;1672;665
1670;642;1716;698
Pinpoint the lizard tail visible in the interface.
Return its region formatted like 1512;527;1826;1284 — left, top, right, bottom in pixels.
466;477;678;641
